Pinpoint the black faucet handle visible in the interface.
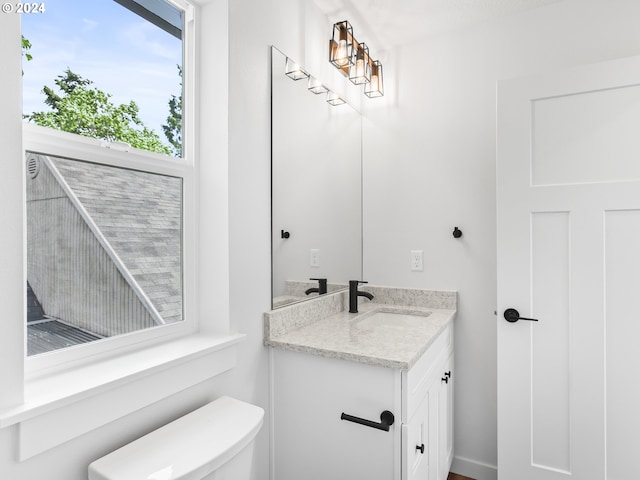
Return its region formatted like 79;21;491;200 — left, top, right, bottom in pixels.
310;278;328;294
348;280;371;313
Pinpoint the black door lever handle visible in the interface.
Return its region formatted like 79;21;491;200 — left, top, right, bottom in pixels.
504;308;538;323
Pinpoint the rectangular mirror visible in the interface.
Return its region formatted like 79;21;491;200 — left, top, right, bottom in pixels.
271;46;362;308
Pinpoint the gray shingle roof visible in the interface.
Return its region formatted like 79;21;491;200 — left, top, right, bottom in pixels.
53;157;183;324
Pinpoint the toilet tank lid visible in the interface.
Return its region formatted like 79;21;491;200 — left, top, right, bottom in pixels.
88;396;264;480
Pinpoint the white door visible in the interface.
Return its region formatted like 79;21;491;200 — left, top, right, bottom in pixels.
497;55;640;480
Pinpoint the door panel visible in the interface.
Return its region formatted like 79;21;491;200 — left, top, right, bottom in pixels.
605;210;640;480
531;212;571;472
532;84;640;186
497;55;640;480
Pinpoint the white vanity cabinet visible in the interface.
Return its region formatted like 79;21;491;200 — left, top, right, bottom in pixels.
271;324;454;480
402;323;454;480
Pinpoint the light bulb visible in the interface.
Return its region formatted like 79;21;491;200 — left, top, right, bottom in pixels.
356;58;365;78
369;74;379;91
336;40;348;67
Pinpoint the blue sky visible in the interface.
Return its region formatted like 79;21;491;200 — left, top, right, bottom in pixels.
22;0;182;145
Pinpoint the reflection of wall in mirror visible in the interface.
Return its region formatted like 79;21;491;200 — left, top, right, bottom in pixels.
272;49;362;303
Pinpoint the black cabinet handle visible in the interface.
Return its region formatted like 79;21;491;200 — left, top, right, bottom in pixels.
340;410;395;432
416;443;425;454
504;308;538;323
442;376;449;384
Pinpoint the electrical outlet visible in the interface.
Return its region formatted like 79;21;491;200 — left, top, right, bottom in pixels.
410;250;423;271
310;249;320;267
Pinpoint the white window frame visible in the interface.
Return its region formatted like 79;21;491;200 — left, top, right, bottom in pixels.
23;124;196;375
23;0;197;377
0;0;239;460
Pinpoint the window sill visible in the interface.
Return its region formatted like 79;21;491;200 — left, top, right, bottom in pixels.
0;332;245;460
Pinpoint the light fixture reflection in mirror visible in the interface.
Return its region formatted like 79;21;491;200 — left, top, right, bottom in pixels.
271;46;362;309
326;91;346;106
285;57;309;80
308;77;328;95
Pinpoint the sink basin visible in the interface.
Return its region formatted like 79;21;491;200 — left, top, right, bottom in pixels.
355;308;431;330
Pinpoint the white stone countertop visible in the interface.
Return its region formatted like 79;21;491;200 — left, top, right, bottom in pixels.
265;302;455;371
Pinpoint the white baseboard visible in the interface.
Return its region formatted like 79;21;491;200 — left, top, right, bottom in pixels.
450;455;497;480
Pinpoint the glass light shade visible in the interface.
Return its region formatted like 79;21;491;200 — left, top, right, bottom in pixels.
364;60;384;98
326;91;346;106
285;57;309;80
308;77;328;94
329;21;354;69
349;42;371;85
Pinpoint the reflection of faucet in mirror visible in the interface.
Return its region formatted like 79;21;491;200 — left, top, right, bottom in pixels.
305;278;328;296
349;280;374;313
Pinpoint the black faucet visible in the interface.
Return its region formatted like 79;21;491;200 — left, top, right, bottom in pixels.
349;280;374;313
305;278;328;295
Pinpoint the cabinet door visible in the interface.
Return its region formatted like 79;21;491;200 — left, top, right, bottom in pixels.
403;392;430;480
408;356;448;480
438;355;454;480
273;349;401;480
404;326;454;480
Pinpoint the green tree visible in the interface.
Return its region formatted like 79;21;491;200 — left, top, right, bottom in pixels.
22;35;32;75
22;35;33;61
162;65;182;157
25;69;171;155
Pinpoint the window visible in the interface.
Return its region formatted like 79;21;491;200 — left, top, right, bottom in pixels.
22;0;193;358
25;151;183;355
1;0;237;457
22;0;184;156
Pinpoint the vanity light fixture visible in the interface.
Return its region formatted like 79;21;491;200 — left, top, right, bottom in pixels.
326;91;346;106
308;77;329;94
285;57;309;80
364;60;384;98
349;41;371;85
329;20;354;71
329;21;384;98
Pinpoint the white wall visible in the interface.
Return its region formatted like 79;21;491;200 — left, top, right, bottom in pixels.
362;0;640;477
0;0;25;413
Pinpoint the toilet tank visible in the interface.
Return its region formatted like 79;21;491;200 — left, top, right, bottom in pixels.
88;396;264;480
